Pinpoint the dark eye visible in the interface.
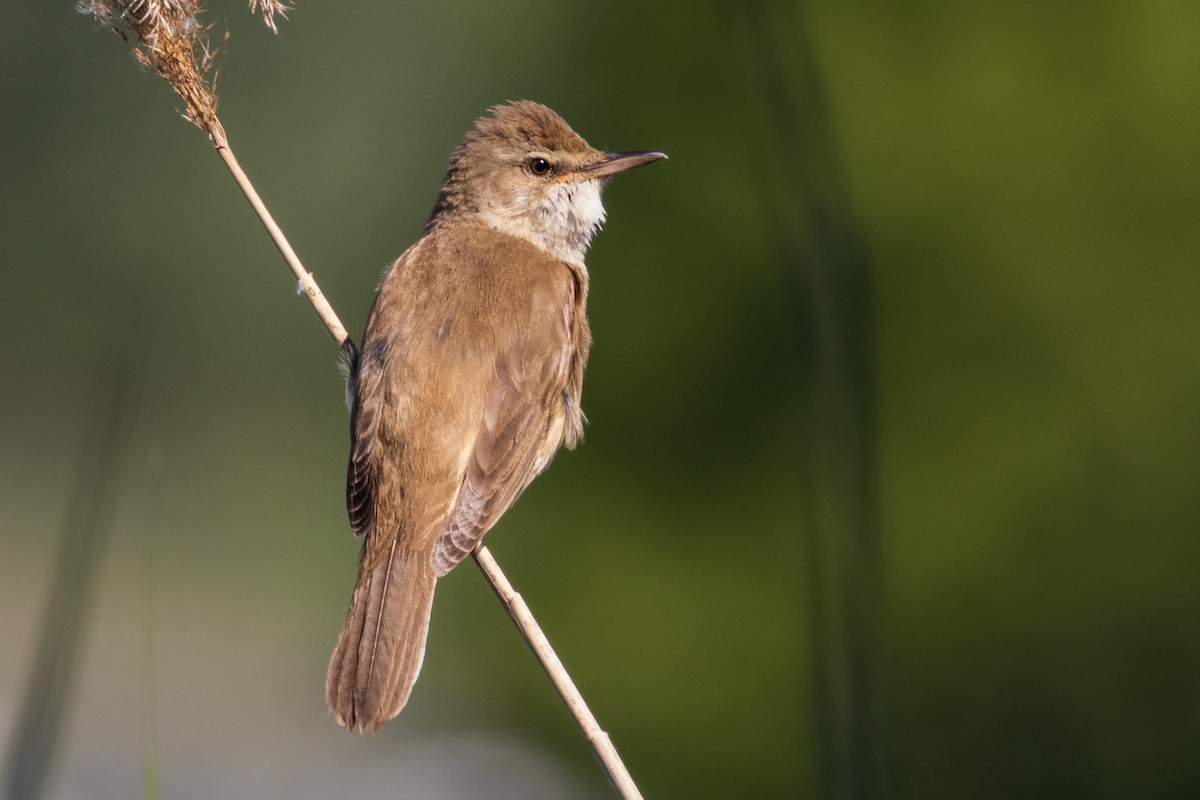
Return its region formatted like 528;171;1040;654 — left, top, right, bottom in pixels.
528;157;552;176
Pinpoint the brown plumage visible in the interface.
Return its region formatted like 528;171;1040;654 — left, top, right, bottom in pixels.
326;101;664;731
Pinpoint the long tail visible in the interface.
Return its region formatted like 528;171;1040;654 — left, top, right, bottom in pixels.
326;541;436;731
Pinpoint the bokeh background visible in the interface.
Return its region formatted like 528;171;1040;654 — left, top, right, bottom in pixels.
2;2;1198;798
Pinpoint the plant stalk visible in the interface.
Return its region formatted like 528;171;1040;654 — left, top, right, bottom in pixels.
472;546;644;800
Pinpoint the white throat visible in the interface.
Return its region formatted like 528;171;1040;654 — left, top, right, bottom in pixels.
478;179;606;267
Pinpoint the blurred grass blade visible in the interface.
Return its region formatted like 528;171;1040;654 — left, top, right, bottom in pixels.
3;326;147;800
732;2;893;798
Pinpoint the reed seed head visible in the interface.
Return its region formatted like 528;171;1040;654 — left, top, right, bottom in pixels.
77;2;292;142
249;1;291;34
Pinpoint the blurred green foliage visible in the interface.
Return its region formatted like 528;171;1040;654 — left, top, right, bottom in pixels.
1;1;1198;798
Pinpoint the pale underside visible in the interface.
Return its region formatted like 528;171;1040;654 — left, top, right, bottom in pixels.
477;177;606;269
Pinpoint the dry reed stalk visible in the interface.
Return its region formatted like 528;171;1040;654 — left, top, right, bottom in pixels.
473;547;645;800
78;4;644;798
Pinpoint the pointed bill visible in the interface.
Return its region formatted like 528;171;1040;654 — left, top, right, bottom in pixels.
567;150;668;181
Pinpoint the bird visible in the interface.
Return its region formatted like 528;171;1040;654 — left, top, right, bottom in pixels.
326;100;665;731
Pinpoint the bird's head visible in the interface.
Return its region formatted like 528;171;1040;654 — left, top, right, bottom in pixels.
428;101;665;266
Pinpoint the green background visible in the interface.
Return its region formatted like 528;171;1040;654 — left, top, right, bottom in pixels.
2;2;1197;798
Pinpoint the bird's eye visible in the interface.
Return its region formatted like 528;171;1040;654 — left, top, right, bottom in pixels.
528;157;552;176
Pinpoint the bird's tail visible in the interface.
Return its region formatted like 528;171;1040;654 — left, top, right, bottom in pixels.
326;541;436;731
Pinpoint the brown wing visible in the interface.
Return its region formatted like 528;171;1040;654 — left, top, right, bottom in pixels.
346;338;386;537
429;334;572;576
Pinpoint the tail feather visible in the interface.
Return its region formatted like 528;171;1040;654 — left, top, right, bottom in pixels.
327;543;436;731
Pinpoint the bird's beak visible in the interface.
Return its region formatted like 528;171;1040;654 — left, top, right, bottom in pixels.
566;150;667;181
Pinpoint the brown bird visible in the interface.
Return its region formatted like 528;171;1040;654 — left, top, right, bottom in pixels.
326;101;664;731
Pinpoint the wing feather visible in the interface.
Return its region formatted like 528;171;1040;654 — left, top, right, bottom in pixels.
347;338;387;537
430;338;572;576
